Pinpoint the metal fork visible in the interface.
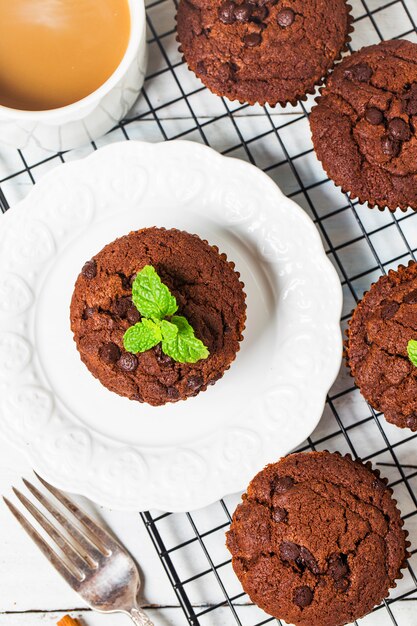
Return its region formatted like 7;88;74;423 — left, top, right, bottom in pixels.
3;474;154;626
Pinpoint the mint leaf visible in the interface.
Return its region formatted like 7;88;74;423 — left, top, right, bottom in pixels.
161;318;209;364
160;319;178;341
123;319;162;353
162;333;209;364
132;265;178;321
159;317;194;340
171;315;195;336
407;339;417;367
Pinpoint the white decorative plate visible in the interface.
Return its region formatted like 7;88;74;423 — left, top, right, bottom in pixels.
0;141;342;512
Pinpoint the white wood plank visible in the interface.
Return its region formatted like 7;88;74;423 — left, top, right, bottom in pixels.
0;608;182;626
1;604;417;626
0;438;177;611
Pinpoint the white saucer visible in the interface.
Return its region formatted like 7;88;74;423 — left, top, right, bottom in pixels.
0;140;342;512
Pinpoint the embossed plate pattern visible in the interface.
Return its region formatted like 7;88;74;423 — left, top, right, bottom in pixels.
0;140;342;512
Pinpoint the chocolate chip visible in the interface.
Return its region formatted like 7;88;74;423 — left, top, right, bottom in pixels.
328;553;349;581
219;0;236;23
251;5;268;21
82;306;95;320
280;541;300;561
117;272;131;291
372;477;387;491
344;63;373;82
381;301;399;319
196;60;207;76
381;136;401;158
187;375;204;391
402;83;417;115
405;413;417;429
388;118;411;141
277;8;295;27
99;342;121;364
81;260;97;279
273;476;294;493
299;547;320;574
294;586;313;608
404;288;417;304
234;3;252;22
334;577;349;592
167;386;180;399
365;107;384;125
218;62;235;81
155;344;172;365
243;32;262;47
126;306;141;324
118;352;138;372
272;507;287;522
208;372;223;386
113;297;131;318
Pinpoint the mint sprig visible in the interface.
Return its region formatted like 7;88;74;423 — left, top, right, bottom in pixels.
123;266;209;364
132;265;178;321
407;339;417;367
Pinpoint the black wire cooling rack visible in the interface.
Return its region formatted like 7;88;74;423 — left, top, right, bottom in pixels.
1;1;417;624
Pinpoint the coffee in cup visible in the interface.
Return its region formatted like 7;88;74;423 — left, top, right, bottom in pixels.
0;0;131;111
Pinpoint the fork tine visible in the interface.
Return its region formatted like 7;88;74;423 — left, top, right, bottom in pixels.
13;487;89;576
23;479;104;565
3;496;81;589
34;473;119;553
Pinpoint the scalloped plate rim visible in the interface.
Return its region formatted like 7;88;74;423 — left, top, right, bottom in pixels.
0;140;343;512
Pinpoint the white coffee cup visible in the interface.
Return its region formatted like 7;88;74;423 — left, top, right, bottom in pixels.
0;0;147;152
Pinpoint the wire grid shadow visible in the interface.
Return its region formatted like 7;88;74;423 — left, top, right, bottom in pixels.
0;0;416;625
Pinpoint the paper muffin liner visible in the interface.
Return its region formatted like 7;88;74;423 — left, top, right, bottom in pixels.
344;260;417;430
308;160;412;212
175;2;354;108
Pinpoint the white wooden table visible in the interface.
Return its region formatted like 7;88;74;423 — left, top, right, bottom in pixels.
1;1;417;625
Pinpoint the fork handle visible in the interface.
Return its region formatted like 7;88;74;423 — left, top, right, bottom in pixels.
129;607;154;626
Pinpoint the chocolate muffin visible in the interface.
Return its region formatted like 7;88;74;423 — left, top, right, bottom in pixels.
176;0;353;106
346;261;417;430
226;451;408;626
310;39;417;211
70;228;246;406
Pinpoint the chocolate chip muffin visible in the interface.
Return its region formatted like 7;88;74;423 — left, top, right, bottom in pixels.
176;0;353;106
70;228;246;406
226;451;408;626
310;39;417;211
346;261;417;430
